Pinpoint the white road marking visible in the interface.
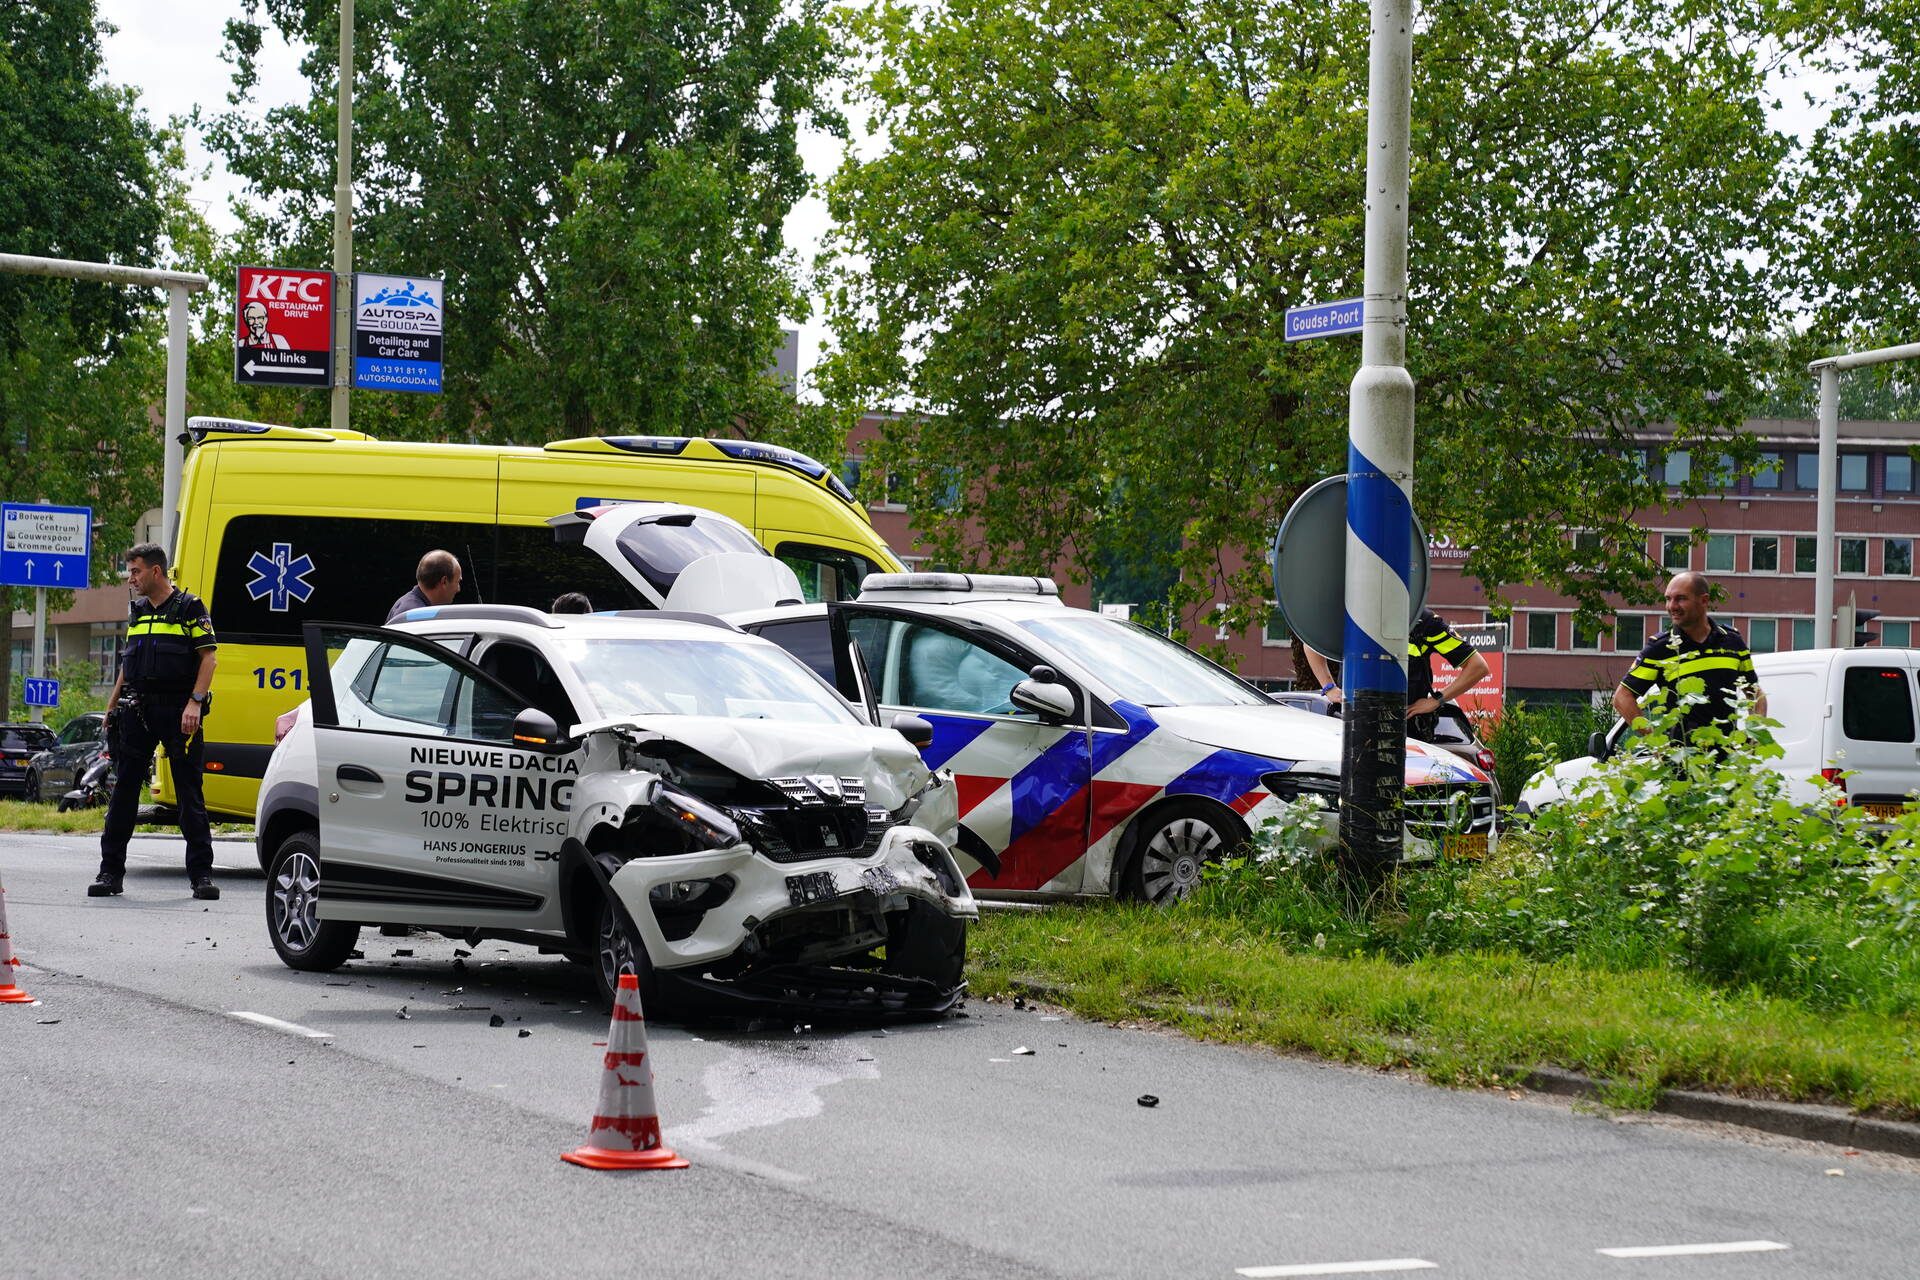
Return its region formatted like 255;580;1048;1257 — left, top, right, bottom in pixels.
227;1011;333;1039
1598;1241;1790;1259
1237;1260;1438;1277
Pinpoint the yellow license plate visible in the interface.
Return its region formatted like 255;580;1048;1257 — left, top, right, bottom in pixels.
1861;802;1909;821
1442;833;1488;861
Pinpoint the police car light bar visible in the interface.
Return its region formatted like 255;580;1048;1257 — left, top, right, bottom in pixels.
859;573;1060;597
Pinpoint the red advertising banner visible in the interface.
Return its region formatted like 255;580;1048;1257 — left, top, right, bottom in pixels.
234;266;334;388
1434;621;1506;718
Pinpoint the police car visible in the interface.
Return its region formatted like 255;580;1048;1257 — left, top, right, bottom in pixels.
732;575;1496;903
256;605;973;1016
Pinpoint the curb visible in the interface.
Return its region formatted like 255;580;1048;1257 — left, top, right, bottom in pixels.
1001;977;1920;1160
1520;1066;1920;1159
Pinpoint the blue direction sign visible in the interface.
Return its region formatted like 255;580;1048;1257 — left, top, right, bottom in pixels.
0;503;92;588
23;678;59;708
1284;297;1365;342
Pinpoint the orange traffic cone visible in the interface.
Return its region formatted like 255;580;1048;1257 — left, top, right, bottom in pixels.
561;972;687;1170
0;873;36;1004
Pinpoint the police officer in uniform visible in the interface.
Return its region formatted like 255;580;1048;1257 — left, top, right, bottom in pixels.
1614;571;1766;739
89;543;221;899
1304;609;1492;739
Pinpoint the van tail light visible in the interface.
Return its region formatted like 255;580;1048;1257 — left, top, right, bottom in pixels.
1820;767;1848;805
1475;749;1496;776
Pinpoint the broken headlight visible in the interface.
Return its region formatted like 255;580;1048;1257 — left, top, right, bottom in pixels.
648;780;743;849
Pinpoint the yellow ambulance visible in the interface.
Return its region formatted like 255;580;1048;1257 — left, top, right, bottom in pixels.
164;418;903;819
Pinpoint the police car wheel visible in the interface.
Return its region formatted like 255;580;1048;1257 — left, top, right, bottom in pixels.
591;893;657;1012
267;829;360;971
1121;801;1245;906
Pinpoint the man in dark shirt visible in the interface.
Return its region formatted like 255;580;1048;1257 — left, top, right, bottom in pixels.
1614;571;1767;739
90;543;220;899
386;549;463;622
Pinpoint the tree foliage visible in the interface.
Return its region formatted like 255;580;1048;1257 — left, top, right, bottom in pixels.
0;0;171;687
822;0;1798;645
210;0;843;450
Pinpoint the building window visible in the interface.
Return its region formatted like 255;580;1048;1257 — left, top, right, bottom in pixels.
1885;621;1913;648
1527;612;1557;650
1840;537;1868;574
1888;454;1914;493
1751;452;1783;489
1795;536;1818;574
1751;535;1779;573
1263;606;1292;647
1661;534;1690;570
1663;451;1691;485
1572;618;1600;651
1888;539;1914;576
89;625;123;684
1616;614;1647;652
1749;619;1777;653
1571;529;1602;566
1795;453;1820;490
1792;618;1814;650
1841;453;1869;491
1705;534;1734;572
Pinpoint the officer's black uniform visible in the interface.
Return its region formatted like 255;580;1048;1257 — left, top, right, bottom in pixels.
1619;621;1758;740
96;586;218;890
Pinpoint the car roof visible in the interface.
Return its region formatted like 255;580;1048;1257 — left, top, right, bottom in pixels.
389;609;762;646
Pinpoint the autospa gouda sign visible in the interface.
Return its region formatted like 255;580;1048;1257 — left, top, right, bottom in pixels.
234;266;334;387
352;272;444;394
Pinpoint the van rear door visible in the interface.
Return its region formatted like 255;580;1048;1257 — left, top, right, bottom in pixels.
1832;650;1919;816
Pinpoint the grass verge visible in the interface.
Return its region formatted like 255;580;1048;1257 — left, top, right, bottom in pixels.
0;800;250;836
969;901;1920;1119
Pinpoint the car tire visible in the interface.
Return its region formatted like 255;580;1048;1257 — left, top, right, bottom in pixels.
884;899;967;991
1119;799;1247;906
24;771;41;804
266;829;360;972
589;884;658;1013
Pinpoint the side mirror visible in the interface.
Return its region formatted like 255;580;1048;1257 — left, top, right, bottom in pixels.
512;707;567;751
1009;677;1075;721
1587;730;1608;761
891;712;935;750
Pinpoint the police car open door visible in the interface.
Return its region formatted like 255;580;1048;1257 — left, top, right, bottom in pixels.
301;623;577;931
826;603;1094;894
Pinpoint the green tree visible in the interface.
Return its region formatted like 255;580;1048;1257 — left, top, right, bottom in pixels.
822;0;1798;650
209;0;842;451
0;0;169;695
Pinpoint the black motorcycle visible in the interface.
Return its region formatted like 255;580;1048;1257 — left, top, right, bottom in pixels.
59;748;115;812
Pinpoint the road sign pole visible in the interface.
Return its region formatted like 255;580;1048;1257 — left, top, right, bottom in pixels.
29;588;45;724
331;0;355;433
1340;0;1417;879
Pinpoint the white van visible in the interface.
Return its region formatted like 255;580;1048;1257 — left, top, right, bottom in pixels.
1519;648;1920;817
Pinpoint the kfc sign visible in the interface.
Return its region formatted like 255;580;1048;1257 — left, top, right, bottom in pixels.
234;266;334;388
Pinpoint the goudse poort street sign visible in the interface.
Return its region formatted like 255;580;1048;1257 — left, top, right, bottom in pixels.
234;266;334;388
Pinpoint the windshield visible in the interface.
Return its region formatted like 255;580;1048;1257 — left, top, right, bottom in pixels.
1016;615;1269;707
561;635;861;725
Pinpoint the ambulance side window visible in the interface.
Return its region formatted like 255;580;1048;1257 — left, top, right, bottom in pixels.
777;543;880;603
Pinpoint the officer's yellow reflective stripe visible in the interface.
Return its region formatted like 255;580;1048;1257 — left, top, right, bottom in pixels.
1627;661;1661;682
1655;655;1746;680
128;621;193;637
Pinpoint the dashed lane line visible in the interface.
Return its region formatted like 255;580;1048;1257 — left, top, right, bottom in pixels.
1236;1261;1438;1277
227;1011;334;1039
1598;1241;1791;1259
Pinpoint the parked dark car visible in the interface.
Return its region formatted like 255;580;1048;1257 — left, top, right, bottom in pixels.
2;722;58;799
22;713;106;804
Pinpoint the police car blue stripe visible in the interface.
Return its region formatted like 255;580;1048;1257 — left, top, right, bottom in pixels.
1003;700;1159;844
1164;748;1288;804
918;716;997;772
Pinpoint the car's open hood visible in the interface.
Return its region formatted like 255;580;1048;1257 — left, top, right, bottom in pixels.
572;713;928;808
1144;703;1488;785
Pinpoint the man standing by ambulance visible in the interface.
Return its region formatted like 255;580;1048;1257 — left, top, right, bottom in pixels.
89;543;221;900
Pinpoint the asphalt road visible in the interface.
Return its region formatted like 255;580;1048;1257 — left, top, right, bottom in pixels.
4;832;1917;1279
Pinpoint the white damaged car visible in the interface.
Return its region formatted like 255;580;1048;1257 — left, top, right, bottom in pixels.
256;606;973;1017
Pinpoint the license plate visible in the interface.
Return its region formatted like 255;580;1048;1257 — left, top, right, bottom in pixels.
786;870;838;906
1860;802;1909;821
1442;833;1488;861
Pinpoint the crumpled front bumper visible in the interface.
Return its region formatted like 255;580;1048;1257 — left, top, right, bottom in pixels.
606;821;976;970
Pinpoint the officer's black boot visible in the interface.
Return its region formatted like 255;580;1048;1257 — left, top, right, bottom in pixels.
190;877;220;901
87;872;124;897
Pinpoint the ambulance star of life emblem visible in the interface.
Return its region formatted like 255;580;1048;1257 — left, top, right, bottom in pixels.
245;542;317;612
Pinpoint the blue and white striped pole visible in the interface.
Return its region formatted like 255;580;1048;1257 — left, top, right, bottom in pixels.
1341;0;1416;874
